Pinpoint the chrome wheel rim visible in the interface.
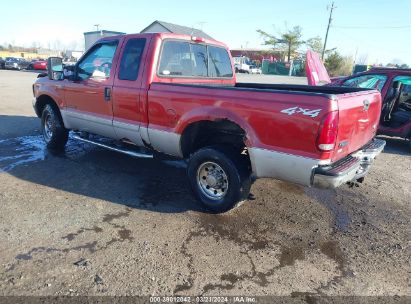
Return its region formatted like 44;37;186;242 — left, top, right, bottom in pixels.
44;113;53;140
197;161;229;200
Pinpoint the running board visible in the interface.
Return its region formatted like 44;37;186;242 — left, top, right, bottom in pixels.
72;135;153;159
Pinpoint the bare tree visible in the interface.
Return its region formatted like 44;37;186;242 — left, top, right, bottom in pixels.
357;54;368;65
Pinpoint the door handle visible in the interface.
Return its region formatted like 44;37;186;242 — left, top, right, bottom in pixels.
104;87;111;101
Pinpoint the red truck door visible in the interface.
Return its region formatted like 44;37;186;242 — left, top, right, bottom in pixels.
63;39;120;138
111;36;150;146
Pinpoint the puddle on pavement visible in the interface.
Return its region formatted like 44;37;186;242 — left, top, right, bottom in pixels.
102;209;132;224
174;208;350;294
305;188;351;232
319;240;344;272
117;228;133;241
278;247;305;267
62;226;103;242
0;135;46;172
0;134;93;172
1;133;187;178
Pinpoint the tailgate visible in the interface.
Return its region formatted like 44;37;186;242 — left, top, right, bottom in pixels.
332;90;381;162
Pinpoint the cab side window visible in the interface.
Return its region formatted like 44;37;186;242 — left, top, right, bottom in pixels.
342;74;387;92
158;40;233;78
77;41;118;80
118;38;146;81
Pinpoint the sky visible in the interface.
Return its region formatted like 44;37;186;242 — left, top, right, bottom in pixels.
1;0;411;65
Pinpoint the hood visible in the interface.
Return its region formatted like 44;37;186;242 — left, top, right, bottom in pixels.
306;50;331;86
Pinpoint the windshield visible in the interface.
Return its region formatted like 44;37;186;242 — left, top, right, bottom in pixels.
342;74;388;92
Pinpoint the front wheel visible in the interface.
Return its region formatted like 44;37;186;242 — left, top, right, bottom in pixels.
41;104;69;150
187;146;251;213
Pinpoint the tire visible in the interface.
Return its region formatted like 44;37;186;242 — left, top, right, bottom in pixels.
41;104;69;150
187;145;252;213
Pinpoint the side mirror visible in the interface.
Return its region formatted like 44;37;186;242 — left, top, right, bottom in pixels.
47;57;63;80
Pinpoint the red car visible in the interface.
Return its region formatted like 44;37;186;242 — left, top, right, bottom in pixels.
328;68;411;149
32;33;385;212
29;60;47;70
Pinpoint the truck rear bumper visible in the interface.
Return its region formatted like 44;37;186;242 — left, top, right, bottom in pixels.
312;138;386;189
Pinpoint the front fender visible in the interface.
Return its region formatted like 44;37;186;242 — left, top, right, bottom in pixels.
33;78;66;111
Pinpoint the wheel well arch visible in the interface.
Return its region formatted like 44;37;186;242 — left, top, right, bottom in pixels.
35;95;63;121
180;119;249;158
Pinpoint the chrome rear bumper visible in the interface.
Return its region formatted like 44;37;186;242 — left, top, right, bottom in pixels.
313;138;386;189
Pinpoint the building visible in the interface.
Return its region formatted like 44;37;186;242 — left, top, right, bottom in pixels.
64;50;84;61
83;30;125;50
140;20;214;40
230;48;283;64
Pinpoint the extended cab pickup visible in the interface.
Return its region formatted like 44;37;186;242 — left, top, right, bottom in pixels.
33;33;385;212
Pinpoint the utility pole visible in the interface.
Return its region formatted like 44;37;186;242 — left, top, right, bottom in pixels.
94;24;100;31
322;2;336;60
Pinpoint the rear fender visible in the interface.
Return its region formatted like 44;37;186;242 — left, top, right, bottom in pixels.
175;106;258;147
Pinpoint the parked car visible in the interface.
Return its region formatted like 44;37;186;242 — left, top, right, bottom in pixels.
62;57;77;66
233;56;251;73
249;66;262;74
33;33;385;212
28;59;47;70
327;68;411;149
0;57;5;69
5;57;30;70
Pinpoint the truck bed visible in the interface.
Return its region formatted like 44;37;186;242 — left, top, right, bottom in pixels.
234;83;372;95
149;82;382;164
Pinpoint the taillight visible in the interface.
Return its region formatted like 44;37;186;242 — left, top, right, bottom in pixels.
317;111;339;151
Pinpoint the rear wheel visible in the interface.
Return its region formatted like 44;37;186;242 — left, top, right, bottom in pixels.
187;146;251;213
41;104;69;150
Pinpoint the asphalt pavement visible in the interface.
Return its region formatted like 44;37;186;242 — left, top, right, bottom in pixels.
0;70;410;300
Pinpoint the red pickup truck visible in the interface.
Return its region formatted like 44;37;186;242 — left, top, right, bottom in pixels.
33;33;385;212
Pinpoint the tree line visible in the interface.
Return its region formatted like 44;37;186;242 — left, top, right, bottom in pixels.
256;25;409;76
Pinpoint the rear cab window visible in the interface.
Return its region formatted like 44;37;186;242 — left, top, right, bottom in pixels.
342;74;387;92
158;40;233;78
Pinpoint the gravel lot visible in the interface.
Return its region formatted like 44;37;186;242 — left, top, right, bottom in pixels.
0;70;410;300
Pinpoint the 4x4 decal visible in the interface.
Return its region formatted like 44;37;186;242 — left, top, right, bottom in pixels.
280;106;322;118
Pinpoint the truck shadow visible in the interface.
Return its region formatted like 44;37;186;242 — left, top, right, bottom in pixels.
0;115;203;213
2;115;407;214
376;135;410;156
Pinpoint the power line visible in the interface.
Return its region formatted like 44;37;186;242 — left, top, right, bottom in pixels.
332;25;411;29
322;1;336;60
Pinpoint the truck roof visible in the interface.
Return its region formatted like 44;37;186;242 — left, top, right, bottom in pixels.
98;32;228;49
369;67;411;73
